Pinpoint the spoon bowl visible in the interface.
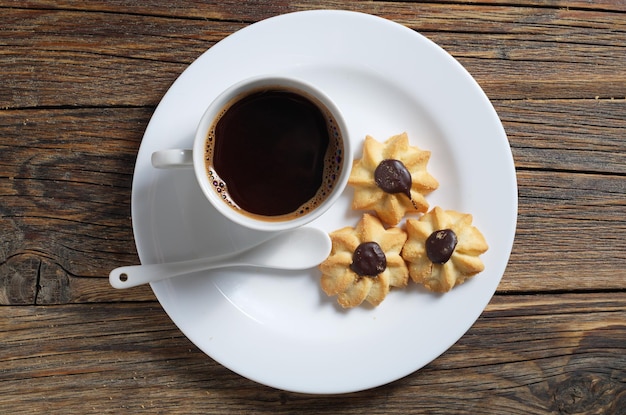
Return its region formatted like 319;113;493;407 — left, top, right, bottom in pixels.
109;227;331;289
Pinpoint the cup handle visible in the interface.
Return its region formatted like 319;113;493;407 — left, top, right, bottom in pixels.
151;149;193;169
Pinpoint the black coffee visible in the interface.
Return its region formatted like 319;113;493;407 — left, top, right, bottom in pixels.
205;87;343;220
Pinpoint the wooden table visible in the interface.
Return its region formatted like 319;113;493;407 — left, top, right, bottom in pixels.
2;1;625;413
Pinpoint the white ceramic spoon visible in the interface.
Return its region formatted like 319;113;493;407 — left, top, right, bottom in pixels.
109;227;331;289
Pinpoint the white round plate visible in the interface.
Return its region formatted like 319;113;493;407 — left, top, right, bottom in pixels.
131;10;517;394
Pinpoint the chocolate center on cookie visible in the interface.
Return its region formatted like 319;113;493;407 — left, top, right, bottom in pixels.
374;159;412;199
350;242;387;277
426;229;458;264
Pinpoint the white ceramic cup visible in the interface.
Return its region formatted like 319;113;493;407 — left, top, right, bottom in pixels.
151;75;352;232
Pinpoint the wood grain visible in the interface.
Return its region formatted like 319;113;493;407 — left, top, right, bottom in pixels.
2;2;625;108
497;99;626;174
1;0;625;413
2;101;624;303
1;293;625;414
0;108;146;304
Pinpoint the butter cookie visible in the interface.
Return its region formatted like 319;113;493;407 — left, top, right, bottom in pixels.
348;133;438;225
401;206;488;292
320;214;408;308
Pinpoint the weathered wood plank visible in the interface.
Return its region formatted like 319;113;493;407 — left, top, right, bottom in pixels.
1;100;624;303
0;293;624;413
1;3;624;108
0;108;146;304
497;98;626;174
9;0;626;17
505;169;626;292
0;49;183;108
412;0;626;12
3;101;624;176
1;8;242;63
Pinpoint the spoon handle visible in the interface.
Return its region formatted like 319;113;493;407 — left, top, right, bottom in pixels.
108;227;331;289
109;255;236;289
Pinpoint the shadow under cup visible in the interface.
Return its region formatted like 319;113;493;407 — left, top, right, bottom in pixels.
197;77;351;231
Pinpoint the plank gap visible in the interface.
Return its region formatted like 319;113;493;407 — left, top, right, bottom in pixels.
515;165;626;177
496;288;626;296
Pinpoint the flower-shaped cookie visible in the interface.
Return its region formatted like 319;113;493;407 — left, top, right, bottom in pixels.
348;133;439;226
319;214;408;308
401;207;488;292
